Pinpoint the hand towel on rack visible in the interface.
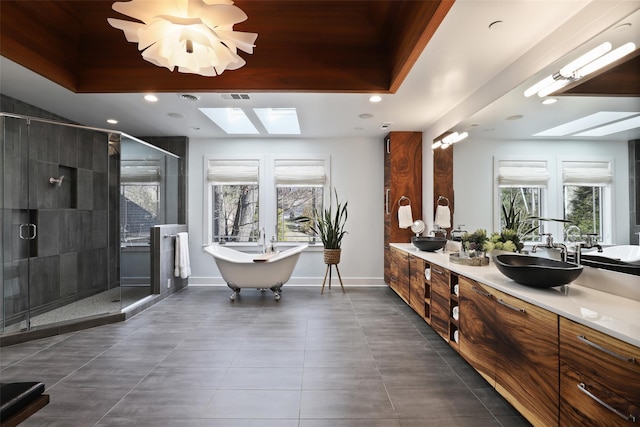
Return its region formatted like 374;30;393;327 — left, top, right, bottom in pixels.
434;205;451;228
174;232;191;279
398;205;413;229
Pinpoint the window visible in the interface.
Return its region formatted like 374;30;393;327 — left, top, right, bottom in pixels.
274;159;326;242
206;159;260;243
561;160;612;241
496;160;549;242
204;155;330;246
120;160;161;246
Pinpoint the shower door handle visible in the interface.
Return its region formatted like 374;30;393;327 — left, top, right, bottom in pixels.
19;223;37;240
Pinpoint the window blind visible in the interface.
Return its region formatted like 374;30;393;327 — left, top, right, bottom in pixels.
207;160;259;184
121;160;161;183
498;160;549;187
274;159;326;187
562;160;612;185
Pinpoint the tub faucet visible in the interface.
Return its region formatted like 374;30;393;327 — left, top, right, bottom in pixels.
531;233;568;262
259;227;266;253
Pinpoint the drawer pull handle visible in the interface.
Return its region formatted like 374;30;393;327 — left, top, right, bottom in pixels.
497;298;525;313
578;383;636;423
577;335;636;363
432;268;444;275
471;286;492;298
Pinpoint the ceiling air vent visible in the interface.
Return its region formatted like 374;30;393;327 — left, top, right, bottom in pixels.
221;93;252;100
178;93;201;102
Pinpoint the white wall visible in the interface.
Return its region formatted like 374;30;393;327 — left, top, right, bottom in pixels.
187;136;386;285
452;138;630;243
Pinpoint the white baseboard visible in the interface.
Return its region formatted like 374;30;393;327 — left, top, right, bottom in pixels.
187;276;386;287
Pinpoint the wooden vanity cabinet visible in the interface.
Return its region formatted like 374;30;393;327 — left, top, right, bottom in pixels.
383;132;422;284
430;264;450;340
459;276;497;386
389;246;410;304
559;317;640;426
459;278;559;426
492;287;559;427
409;255;426;318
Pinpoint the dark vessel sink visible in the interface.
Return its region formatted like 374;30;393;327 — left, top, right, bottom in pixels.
411;236;447;252
494;254;583;288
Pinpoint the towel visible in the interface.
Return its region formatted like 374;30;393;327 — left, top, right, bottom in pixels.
174;232;191;279
434;205;451;229
398;205;413;229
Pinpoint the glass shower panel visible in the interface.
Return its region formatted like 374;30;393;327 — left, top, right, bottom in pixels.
1;114;119;334
119;135;179;308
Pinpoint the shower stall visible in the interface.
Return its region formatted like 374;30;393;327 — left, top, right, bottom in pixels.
1;113;180;337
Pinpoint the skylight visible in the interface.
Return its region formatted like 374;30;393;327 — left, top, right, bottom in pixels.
533;111;638;137
575;115;640;137
254;108;301;135
199;108;259;134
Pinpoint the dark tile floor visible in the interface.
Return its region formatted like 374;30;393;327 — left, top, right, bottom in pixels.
0;286;531;426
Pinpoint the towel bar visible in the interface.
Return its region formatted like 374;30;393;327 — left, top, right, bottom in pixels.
164;234;177;238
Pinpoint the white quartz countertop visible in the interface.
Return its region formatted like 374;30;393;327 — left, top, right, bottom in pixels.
391;243;640;348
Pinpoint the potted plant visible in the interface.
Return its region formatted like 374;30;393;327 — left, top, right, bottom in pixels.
295;188;348;262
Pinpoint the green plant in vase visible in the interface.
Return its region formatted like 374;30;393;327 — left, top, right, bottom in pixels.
461;229;491;257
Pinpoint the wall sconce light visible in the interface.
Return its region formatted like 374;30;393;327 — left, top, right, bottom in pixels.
524;41;636;98
432;131;468;150
108;0;258;77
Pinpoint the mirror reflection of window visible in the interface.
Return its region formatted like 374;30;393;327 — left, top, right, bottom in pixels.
120;160;161;246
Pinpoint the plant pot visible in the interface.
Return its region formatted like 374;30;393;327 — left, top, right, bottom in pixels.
323;248;341;265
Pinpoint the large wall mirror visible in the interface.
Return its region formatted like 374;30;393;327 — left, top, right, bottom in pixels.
450;7;639;276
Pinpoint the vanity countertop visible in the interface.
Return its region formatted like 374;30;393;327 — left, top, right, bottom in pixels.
391;243;640;348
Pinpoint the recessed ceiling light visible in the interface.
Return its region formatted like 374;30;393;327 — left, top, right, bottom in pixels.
144;94;158;102
541;98;558;105
506;115;523;121
369;95;382;103
488;20;503;30
167;112;185;119
359;113;374;119
107;118;118;124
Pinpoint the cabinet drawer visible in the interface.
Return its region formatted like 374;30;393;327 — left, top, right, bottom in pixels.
560;363;639;426
560;318;640;411
430;265;449;297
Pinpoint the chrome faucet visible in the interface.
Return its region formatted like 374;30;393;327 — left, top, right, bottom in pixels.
531;233;568;262
574;233;603;265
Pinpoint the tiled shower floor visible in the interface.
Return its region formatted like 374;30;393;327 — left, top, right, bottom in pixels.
2;286;150;334
0;286;530;426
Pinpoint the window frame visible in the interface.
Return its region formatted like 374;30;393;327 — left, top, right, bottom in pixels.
203;154;330;248
558;157;613;244
493;155;615;246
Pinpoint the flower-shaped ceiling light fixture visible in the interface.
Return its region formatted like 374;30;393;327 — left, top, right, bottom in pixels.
107;0;258;76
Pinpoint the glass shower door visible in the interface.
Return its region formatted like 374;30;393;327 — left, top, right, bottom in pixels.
1;115;33;333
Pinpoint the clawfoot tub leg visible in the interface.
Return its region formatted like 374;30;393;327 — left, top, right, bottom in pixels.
227;283;240;301
270;284;283;301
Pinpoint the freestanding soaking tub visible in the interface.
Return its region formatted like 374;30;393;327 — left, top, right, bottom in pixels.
204;244;308;301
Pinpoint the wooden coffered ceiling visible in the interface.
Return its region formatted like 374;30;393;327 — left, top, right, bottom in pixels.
0;0;454;94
